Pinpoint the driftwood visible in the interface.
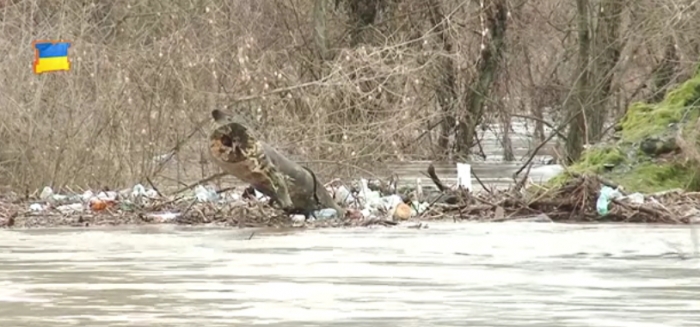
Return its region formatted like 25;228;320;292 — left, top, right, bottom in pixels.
208;109;343;218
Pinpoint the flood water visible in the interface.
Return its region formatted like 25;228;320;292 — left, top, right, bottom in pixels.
1;223;699;327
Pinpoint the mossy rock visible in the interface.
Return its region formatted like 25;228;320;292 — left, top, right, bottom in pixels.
638;133;679;156
619;74;700;142
550;69;700;194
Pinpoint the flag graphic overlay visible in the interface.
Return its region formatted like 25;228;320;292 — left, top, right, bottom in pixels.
33;41;71;74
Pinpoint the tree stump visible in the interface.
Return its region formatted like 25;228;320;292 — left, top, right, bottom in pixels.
208;109;344;218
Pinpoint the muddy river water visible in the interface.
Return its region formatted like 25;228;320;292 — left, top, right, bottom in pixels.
1;223;698;327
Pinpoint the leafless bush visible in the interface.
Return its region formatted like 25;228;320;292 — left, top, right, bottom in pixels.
0;0;697;192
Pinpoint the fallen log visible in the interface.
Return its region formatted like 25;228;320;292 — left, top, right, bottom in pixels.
208;109;344;218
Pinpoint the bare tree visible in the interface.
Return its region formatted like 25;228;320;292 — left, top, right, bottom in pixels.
313;0;329;62
649;39;679;103
565;0;593;162
457;0;509;156
428;0;459;157
588;0;626;142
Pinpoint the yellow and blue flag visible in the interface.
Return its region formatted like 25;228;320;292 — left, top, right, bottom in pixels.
33;41;71;74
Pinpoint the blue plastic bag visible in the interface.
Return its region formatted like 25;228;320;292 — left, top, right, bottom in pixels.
596;186;622;216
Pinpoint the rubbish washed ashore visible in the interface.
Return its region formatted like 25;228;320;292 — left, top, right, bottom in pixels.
1;161;698;229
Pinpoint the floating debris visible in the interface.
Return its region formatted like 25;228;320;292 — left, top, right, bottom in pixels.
1;162;698;229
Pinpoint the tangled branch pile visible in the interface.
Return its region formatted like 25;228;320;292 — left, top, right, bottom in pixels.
420;169;700;224
2;162;698;229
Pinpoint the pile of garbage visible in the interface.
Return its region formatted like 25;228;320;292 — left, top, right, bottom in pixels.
543;173;700;224
0;175;435;228
1;162;699;229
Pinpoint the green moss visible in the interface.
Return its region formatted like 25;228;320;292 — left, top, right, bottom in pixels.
544;172;570;190
609;162;700;194
548;69;700;194
619;102;676;141
568;146;626;173
620;73;700;142
543;146;625;189
544;161;700;194
664;74;700;109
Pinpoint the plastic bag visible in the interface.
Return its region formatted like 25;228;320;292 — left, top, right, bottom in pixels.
596;186;623;216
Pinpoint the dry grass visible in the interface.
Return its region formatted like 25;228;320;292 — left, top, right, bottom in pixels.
0;0;697;193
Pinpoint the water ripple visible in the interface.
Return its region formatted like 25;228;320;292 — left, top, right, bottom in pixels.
0;223;698;326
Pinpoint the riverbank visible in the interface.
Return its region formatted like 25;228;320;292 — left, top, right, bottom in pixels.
555;67;700;195
1;167;698;229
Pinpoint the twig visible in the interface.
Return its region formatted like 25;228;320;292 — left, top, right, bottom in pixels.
180;198;199;217
324;178;342;188
298;159;383;181
471;169;491;195
149;117;210;179
511;113;567;140
510;162;533;199
514;110;583;178
417;192;445;220
146;194;186;211
473;131;487;160
400;118;445;151
146;177;164;198
172;172;226;195
216;186;237;194
611;199;680;224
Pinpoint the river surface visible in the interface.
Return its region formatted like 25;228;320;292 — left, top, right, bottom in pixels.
1;223;699;327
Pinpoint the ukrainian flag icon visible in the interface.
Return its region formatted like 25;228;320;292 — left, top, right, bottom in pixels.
33;41;71;74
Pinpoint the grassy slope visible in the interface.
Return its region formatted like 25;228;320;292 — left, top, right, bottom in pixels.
551;70;700;193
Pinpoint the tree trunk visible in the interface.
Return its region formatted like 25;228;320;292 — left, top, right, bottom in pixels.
588;0;625;142
428;0;458;157
209;110;344;216
565;0;592;163
342;0;387;46
457;0;508;155
313;0;329;61
501;106;515;161
649;39;679;103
